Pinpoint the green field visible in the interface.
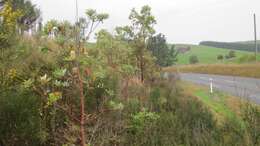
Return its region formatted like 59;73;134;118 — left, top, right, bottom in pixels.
176;45;260;65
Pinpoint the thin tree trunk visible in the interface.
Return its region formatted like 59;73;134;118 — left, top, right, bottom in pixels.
75;22;86;146
140;49;144;82
77;69;86;146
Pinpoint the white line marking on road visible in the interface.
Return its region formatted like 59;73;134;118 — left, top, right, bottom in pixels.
224;80;236;83
199;77;208;80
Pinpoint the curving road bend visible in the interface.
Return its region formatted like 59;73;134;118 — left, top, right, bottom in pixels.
180;73;260;104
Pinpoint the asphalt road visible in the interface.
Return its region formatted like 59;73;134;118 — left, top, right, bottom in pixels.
180;73;260;104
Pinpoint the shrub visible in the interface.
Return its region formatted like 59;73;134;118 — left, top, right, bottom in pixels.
217;54;224;60
242;103;260;145
228;50;236;58
238;54;255;63
0;90;43;145
189;55;199;64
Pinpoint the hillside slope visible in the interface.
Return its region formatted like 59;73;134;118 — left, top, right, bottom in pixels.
199;41;260;52
176;44;259;64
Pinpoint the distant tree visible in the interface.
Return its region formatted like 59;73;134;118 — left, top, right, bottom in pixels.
83;9;109;40
189;55;199;64
147;34;178;67
147;33;168;66
228;50;236;58
217;54;224;61
166;45;178;66
75;9;109;146
225;54;230;59
128;5;157;81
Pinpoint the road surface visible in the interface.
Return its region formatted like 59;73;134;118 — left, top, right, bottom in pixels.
180;73;260;104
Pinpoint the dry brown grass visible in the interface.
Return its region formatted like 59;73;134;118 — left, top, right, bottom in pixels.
164;63;260;78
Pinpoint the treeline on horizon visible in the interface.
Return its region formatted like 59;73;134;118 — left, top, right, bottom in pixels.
200;41;260;52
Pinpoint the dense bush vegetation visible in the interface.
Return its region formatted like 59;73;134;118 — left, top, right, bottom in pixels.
0;1;259;145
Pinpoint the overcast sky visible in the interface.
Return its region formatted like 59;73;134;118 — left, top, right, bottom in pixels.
31;0;260;44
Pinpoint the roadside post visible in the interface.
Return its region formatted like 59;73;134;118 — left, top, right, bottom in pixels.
210;78;213;94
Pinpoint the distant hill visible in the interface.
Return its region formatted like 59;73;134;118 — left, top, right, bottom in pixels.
175;44;260;65
235;40;260;44
199;41;260;52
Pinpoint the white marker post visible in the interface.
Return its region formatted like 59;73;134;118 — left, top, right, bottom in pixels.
209;78;213;94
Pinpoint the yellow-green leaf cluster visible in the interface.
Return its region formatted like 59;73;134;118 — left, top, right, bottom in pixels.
0;0;22;34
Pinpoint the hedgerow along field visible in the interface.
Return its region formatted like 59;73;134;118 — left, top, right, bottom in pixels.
175;44;260;65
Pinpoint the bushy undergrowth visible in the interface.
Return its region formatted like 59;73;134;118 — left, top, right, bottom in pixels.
1;7;259;145
79;78;259;146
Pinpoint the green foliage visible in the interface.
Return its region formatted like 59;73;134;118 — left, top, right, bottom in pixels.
130;110;160;133
166;45;178;66
1;3;259;146
1;0;40;32
147;33;178;66
129;5;156;38
43;20;74;44
120;64;136;77
108;100;124;110
242;103;260;145
125;98;141;114
0;90;43;145
228;50;236;58
43;19;59;35
0;0;22;49
127;5;158;81
217;54;224;60
149;87;160;110
47;92;62;106
85;9;109;23
238;54;256;63
53;68;67;78
189;55;199;64
83;9;109;40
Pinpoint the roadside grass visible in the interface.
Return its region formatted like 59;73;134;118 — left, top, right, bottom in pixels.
164;63;260;78
175;45;260;65
180;81;245;126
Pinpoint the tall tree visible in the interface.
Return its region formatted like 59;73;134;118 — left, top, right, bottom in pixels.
128;5;156;81
74;9;108;146
147;33;178;66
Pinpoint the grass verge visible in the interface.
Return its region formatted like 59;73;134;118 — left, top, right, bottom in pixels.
180;81;245;125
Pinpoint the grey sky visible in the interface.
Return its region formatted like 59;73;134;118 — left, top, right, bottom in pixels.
31;0;260;44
